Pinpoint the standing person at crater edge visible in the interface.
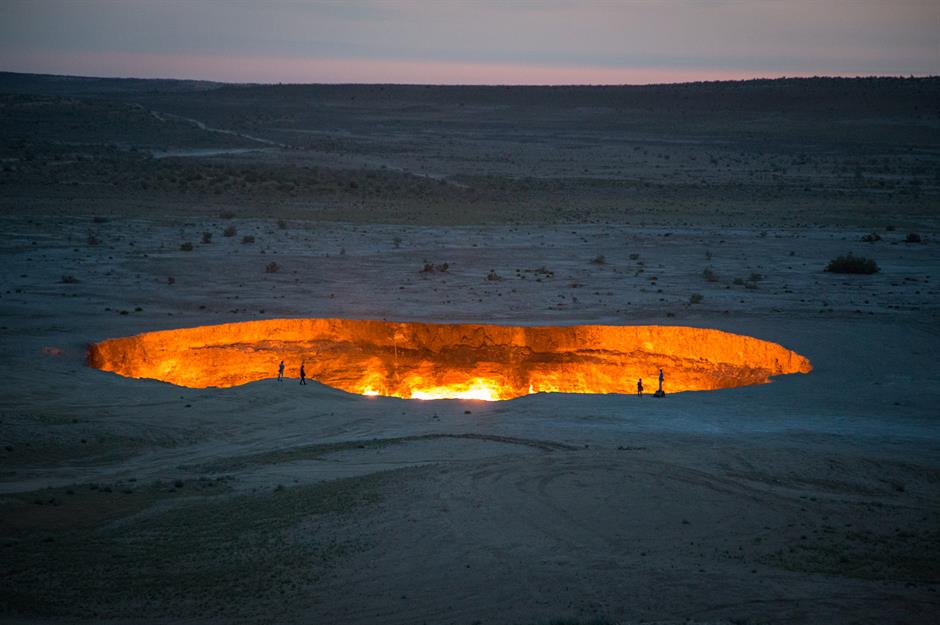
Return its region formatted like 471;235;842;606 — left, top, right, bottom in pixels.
278;360;285;382
658;369;664;393
299;362;306;385
637;378;643;397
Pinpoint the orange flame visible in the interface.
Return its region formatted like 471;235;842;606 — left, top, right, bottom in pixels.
87;319;812;400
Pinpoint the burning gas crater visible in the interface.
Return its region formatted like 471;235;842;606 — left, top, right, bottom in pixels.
88;319;811;400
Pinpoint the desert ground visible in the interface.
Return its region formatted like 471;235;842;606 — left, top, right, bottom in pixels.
1;73;939;624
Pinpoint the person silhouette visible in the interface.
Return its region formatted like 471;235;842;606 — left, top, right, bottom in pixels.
278;360;285;382
637;378;643;397
299;362;306;385
653;368;666;397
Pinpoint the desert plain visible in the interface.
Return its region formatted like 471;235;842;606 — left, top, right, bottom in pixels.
0;74;939;624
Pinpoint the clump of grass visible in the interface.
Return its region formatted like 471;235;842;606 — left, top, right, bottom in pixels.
689;293;703;304
860;232;881;243
86;234;99;246
241;235;255;244
825;253;879;274
60;275;79;284
591;254;606;265
702;267;719;282
222;225;237;237
905;232;922;243
219;210;235;219
265;261;280;274
628;253;640;261
277;219;288;230
486;269;503;281
201;232;212;244
180;242;193;252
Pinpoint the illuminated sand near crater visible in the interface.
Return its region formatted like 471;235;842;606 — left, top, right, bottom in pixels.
88;319;812;400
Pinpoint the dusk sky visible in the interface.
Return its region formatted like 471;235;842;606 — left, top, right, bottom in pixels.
1;0;937;85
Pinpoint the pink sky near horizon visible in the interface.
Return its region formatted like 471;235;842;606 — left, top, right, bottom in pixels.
0;50;840;86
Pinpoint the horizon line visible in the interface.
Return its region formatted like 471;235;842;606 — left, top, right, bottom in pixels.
2;68;938;89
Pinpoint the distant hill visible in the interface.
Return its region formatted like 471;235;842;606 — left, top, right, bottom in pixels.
1;72;938;119
0;71;225;97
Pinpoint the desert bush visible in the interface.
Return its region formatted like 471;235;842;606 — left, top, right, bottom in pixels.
180;242;193;251
689;293;703;304
265;261;280;274
860;232;881;243
733;277;745;285
223;225;237;237
393;236;402;248
905;232;922;243
242;235;255;244
219;210;235;219
702;267;719;282
628;253;640;261
60;275;79;284
591;254;606;265
277;219;288;230
487;270;503;281
201;231;212;244
87;234;99;246
167;276;175;285
825;253;879;274
420;262;449;273
748;272;763;282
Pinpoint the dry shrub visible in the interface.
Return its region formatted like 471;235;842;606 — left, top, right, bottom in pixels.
825;253;879;274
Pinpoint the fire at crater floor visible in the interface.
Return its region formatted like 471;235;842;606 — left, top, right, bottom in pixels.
87;319;812;400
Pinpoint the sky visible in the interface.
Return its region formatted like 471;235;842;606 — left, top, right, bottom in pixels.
0;0;937;85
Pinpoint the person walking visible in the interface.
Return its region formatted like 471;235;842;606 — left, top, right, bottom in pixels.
636;378;643;397
299;362;306;385
277;360;285;382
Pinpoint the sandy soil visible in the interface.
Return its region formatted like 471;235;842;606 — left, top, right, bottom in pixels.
1;75;939;624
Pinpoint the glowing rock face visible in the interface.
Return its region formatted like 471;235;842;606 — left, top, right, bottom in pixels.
87;319;812;400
